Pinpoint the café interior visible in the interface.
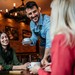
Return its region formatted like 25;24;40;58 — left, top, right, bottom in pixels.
0;0;51;74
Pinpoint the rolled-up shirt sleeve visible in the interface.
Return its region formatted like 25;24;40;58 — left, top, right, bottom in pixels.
44;17;51;48
45;28;51;48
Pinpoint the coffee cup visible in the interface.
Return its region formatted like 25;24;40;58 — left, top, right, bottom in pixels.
22;38;31;45
28;62;40;69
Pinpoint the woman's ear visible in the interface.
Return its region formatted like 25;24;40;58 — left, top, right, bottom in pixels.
38;7;41;12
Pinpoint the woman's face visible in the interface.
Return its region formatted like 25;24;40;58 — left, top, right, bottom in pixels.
0;33;9;46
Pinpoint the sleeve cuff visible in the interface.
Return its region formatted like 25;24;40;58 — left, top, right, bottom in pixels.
38;68;43;74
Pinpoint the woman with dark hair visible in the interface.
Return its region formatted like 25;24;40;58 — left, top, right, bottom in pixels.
0;32;28;70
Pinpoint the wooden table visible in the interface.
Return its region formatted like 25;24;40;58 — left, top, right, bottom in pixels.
0;69;37;75
21;69;37;75
0;70;22;75
0;70;23;75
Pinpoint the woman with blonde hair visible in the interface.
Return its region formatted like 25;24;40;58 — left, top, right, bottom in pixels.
50;0;75;75
29;0;75;75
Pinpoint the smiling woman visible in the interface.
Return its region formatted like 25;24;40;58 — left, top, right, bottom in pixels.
0;31;29;70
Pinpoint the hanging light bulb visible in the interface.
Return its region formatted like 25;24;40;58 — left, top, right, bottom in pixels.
13;3;16;8
6;9;8;13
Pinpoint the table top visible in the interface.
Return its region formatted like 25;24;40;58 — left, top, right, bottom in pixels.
21;70;37;75
0;69;37;75
0;70;22;75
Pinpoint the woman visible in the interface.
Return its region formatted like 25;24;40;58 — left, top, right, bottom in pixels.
50;0;75;75
0;32;28;70
30;0;75;75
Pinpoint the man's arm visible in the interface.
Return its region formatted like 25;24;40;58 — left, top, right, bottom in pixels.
41;48;50;65
43;48;50;59
22;22;38;45
41;15;51;65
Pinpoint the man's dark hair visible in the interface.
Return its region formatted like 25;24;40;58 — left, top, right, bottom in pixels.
25;1;38;9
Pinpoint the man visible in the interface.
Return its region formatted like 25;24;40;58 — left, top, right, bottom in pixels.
22;1;51;65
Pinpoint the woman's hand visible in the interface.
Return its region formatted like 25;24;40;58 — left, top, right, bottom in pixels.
29;65;40;74
0;65;3;70
22;62;30;70
44;66;51;72
43;63;51;72
13;62;30;70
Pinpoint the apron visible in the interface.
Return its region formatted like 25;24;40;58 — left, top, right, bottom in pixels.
33;14;45;59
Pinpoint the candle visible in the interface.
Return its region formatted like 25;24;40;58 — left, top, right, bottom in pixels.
13;3;16;7
6;9;8;13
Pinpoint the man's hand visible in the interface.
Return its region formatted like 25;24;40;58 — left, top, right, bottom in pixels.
29;64;40;74
41;58;49;66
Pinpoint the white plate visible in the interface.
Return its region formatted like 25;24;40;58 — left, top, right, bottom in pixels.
28;62;40;69
22;38;30;45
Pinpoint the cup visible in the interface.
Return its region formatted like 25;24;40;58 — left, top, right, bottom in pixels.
28;62;40;69
22;38;31;45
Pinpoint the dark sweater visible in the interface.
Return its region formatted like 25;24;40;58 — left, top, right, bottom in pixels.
0;46;21;70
